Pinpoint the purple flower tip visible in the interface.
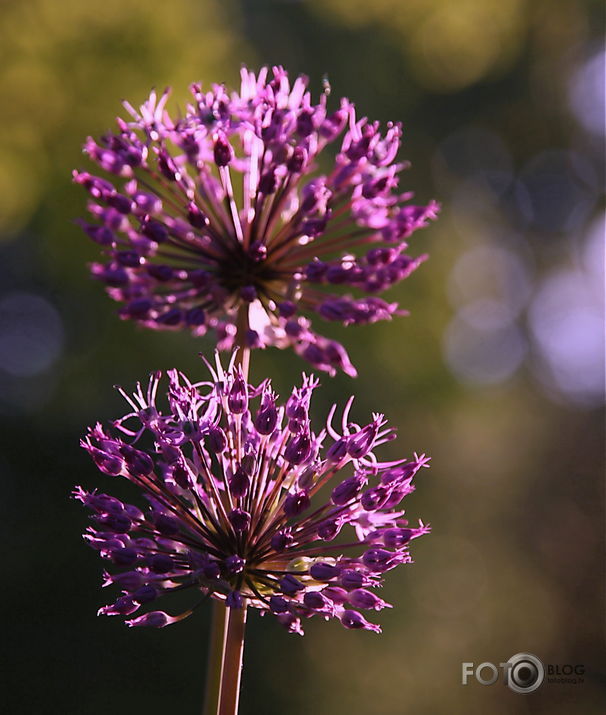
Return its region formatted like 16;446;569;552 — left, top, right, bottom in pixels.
340;609;382;633
127;611;171;628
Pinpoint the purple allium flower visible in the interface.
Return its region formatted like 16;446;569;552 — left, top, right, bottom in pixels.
74;66;439;377
75;354;430;634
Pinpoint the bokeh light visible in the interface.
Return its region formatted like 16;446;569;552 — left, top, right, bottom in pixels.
311;0;526;90
0;0;242;236
528;216;604;407
433;126;514;195
448;244;533;325
444;315;527;386
520;150;598;234
568;45;606;137
0;292;64;377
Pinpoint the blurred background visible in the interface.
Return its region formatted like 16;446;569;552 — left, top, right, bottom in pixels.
1;0;604;713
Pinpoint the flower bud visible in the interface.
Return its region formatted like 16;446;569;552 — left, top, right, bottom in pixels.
271;530;294;552
206;425;227;453
228;373;248;414
203;561;221;580
287;146;306;173
317;519;343;541
119;445;154;477
228;508;250;532
269;595;288;613
340;609;381;633
284;433;311;465
310;562;340;581
149;554;174;574
283;491;310;517
326;437;349;463
321;586;348;604
347;421;380;459
213;134;233;167
279;574;304;596
127;611;171;628
303;591;331;611
154;513;180;536
331;475;365;506
229;466;250;498
111;547;138;566
133;585;157;604
383;527;413;548
223;555;244;576
254;394;278;435
95;512;132;534
348;589;391;611
100;595;139;616
87;447;123;476
362;548;396;572
360;486;390;511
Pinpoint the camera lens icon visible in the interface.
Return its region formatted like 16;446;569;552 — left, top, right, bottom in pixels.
506;653;545;693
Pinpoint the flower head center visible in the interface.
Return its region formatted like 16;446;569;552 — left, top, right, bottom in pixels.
216;242;287;301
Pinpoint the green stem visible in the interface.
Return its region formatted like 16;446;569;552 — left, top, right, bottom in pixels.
218;601;248;715
202;600;229;715
235;304;251;379
203;304;251;715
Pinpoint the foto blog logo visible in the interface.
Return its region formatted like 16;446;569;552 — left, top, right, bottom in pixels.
462;653;545;693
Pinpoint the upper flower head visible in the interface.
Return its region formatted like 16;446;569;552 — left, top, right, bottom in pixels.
74;66;439;376
75;354;430;634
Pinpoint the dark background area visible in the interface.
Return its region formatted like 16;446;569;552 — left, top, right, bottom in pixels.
1;1;604;713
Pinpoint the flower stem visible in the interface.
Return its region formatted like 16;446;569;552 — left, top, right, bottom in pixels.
202;600;229;715
235;304;251;380
203;306;250;715
218;601;248;715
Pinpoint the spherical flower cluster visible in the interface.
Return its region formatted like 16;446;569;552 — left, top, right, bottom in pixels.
74;65;438;376
75;355;430;634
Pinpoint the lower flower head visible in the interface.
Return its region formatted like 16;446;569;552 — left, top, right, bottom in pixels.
75;354;430;634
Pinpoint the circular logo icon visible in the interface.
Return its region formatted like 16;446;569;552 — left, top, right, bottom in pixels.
506;653;545;693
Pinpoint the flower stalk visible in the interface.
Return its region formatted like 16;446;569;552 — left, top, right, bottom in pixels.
204;308;250;715
218;600;248;715
203;601;229;715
